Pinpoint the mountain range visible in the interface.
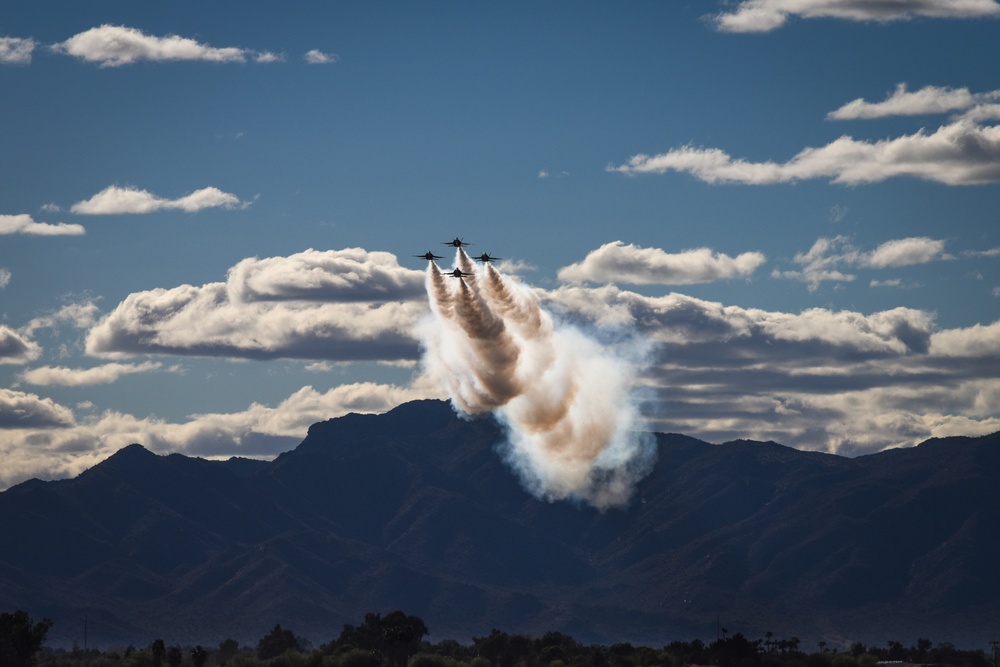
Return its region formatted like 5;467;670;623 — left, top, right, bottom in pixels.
1;399;998;650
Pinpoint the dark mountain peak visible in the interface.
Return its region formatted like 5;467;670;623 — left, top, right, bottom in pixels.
78;443;157;479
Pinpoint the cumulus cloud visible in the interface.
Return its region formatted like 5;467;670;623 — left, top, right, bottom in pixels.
0;36;36;64
228;248;425;303
70;185;244;215
0;327;42;365
0;213;85;236
711;0;1000;33
86;249;426;361
304;49;338;64
0;389;75;429
772;235;949;290
558;241;766;285
20;362;165;387
52;25;274;67
608;120;1000;185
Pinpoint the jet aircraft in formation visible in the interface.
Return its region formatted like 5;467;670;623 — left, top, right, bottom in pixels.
414;239;496;280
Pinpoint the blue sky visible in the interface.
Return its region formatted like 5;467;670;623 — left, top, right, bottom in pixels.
2;1;1000;490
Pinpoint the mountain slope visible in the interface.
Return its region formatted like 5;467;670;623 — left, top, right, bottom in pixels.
1;399;997;648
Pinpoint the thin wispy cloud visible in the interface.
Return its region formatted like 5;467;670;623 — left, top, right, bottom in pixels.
0;269;10;289
773;236;949;290
20;362;165;387
304;49;338;64
558;241;766;285
71;185;244;215
711;0;1000;33
0;214;85;236
0;36;36;65
51;25;279;67
829;83;1000;120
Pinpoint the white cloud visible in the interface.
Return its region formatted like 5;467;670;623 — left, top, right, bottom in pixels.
52;25;268;67
0;213;85;236
0;327;42;365
711;0;1000;33
70;185;244;215
86;249;427;361
829;83;982;120
609;119;1000;185
304;49;338;64
24;301;101;337
20;362;165;387
0;269;10;288
227;248;425;303
255;51;285;63
5;275;1000;488
546;284;1000;455
557;241;766;285
0;36;36;65
773;235;948;290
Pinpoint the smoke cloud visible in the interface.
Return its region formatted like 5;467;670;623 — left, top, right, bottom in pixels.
418;249;656;509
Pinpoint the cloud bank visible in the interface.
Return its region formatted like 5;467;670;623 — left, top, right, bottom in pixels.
558;241;766;285
711;0;1000;32
71;185;244;215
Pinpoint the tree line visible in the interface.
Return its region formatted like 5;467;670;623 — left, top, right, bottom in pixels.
4;609;996;667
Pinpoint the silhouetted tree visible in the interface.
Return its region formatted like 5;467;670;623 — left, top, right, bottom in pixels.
216;638;239;664
151;639;166;667
257;623;301;660
336;611;428;667
0;610;53;667
165;645;183;667
190;644;209;667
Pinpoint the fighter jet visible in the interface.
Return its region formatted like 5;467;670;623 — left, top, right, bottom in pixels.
443;238;472;248
414;251;443;261
447;268;475;279
473;252;501;263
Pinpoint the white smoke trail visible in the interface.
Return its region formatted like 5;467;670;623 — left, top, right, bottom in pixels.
418;249;656;509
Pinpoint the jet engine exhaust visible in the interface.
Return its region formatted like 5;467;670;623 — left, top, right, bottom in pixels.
418;248;655;509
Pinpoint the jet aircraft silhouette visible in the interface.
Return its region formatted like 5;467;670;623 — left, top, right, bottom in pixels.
447;268;475;279
414;251;443;261
443;238;472;248
473;252;501;263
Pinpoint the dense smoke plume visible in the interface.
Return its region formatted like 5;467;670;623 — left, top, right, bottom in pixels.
418;249;656;509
